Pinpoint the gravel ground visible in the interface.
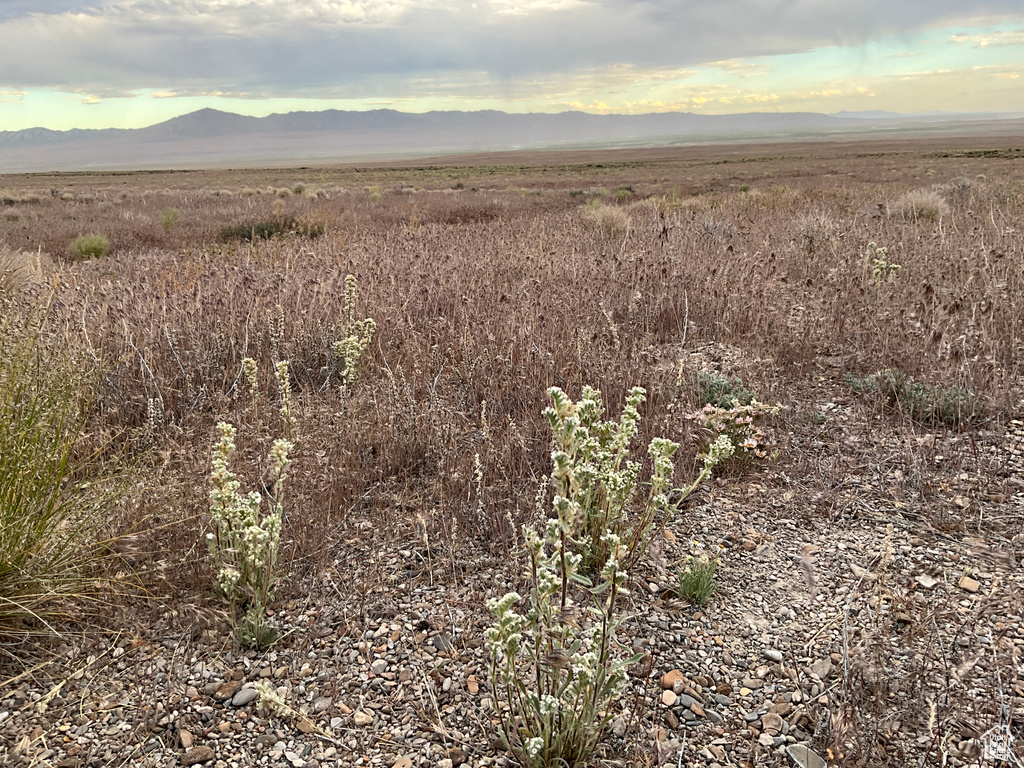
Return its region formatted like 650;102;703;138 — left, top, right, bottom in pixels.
3;381;1022;768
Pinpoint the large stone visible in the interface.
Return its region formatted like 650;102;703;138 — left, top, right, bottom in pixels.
958;576;980;593
181;746;216;766
231;686;259;707
212;681;241;701
761;712;784;735
661;670;685;690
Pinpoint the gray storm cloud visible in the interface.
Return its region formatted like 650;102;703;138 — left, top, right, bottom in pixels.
0;1;1022;98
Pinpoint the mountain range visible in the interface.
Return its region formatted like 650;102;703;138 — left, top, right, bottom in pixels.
2;108;1022;173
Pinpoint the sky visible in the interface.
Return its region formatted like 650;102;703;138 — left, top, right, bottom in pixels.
1;1;1023;131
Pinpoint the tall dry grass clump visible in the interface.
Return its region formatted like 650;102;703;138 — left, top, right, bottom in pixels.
893;188;950;222
585;203;630;238
0;307;126;632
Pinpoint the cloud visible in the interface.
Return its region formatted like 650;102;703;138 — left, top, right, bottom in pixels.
949;27;1024;47
2;0;1023;104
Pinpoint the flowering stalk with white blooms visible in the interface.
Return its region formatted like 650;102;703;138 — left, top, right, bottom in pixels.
487;386;734;767
207;421;292;648
543;385;730;575
331;274;376;387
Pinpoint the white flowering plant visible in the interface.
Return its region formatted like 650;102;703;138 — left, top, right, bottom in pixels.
207;421;292;648
331;274;376;387
486;386;734;767
487;515;637;767
685;400;780;471
544;386;725;575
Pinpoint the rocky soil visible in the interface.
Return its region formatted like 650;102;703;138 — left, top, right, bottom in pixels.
2;376;1022;768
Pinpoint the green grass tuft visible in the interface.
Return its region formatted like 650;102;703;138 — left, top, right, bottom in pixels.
68;233;110;260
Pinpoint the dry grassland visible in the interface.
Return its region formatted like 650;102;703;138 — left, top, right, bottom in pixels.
0;135;1022;767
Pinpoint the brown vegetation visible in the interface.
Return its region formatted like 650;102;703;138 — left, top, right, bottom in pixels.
1;136;1022;766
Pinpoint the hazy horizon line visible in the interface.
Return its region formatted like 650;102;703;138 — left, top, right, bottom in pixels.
6;105;1024;135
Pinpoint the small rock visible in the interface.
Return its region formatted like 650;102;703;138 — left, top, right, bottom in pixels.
786;744;827;768
181;746;216;766
763;649;783;663
809;658;832;680
448;748;469;766
231;686;258;707
212;681;241;701
371;659;388;675
284;751;305;768
432;634;454;652
958;576;980;593
661;689;678;706
741;678;763;690
915;574;939;590
467;675;479;695
758;732;775;747
850;564;873;580
761;713;784;735
179;729;194;749
611;715;628;737
353;710;374;726
313;696;332;713
393;758;413;768
661;670;685;690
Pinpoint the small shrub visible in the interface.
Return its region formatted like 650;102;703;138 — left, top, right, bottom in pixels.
68;233;110;260
585;204;630;238
847;370;984;429
796;211;837;255
696;371;755;408
701;215;734;239
615;186;633;202
894;188;950;222
865;241;899;285
292;182;306;195
160;207;180;230
0;245;32;294
331;275;377;387
217;217;324;243
686;399;781;470
675;541;719;604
